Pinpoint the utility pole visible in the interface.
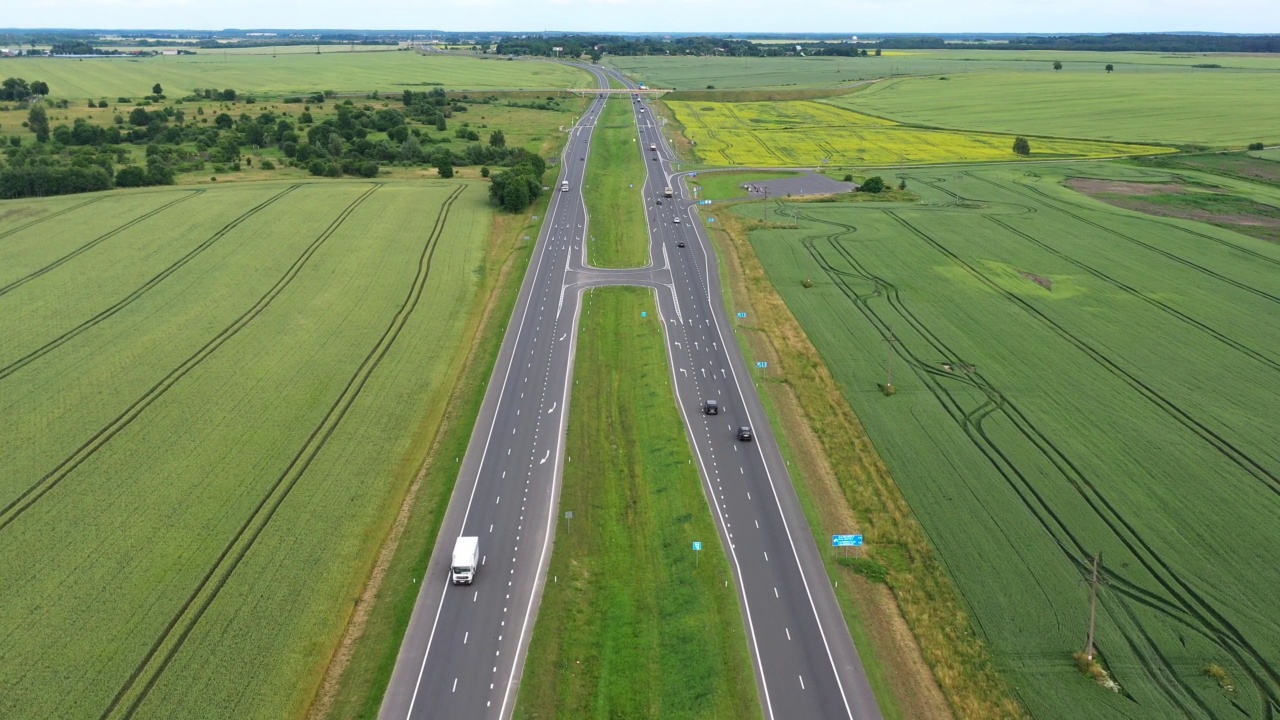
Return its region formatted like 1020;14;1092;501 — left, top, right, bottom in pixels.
1084;552;1103;661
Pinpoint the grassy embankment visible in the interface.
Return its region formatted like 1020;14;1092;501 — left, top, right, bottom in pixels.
584;95;651;268
725;163;1280;720
514;287;759;720
314;187;552;720
704;198;1014;720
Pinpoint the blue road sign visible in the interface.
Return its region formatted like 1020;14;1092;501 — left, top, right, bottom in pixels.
641;311;648;317
832;534;864;547
708;218;715;223
692;541;703;551
756;361;768;369
737;312;748;319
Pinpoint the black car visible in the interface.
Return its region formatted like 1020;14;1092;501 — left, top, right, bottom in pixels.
704;400;718;415
677;241;686;248
656;199;662;205
737;426;753;441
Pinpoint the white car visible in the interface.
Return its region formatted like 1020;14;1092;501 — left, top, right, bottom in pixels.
673;217;681;224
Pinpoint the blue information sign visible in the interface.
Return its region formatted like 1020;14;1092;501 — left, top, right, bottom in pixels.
737;312;747;319
756;361;768;369
832;534;864;547
692;541;703;551
641;311;647;317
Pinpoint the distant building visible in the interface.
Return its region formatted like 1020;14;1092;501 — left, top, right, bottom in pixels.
0;48;18;57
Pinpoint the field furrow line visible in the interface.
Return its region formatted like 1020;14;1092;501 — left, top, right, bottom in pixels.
985;215;1280;373
887;210;1279;493
0;184;382;533
102;184;465;720
0;190;203;298
0;195;107;242
1002;177;1280;304
799;207;1280;710
0;185;301;382
998;171;1280;269
886;209;1280;696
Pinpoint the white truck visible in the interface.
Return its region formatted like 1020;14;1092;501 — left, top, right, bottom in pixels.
663;186;673;198
649;143;657;151
561;180;570;193
451;536;479;585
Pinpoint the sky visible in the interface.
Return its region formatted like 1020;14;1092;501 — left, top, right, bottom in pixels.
7;0;1278;34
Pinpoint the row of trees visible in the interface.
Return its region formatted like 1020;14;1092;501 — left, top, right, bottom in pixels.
1;78;50;101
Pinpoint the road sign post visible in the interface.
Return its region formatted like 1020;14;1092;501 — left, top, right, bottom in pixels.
565;510;573;533
693;541;702;568
832;533;864;558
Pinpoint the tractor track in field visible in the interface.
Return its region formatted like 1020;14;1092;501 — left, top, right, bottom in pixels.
1012;170;1280;270
904;173;1280;373
0;185;300;382
789;202;1280;717
994;175;1280;304
0;184;381;533
886;209;1278;495
101;184;465;720
0;190;203;298
0;195;106;243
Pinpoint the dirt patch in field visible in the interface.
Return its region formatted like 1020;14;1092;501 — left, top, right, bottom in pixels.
0;206;43;223
1018;271;1053;291
1068;177;1280;244
1066;178;1186;197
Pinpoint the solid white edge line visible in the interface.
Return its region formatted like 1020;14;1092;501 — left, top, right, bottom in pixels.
401;79;600;720
498;281;585;719
653;291;775;720
686;179;857;719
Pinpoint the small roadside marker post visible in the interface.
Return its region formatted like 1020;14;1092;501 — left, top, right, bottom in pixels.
565;510;573;534
693;541;702;568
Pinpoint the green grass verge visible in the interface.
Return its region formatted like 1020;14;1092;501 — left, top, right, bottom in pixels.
584;98;651;268
322;195;550;720
514;287;760;720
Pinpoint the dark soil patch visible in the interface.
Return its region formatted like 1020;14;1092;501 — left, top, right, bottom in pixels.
0;206;43;224
1019;271;1053;291
1068;178;1280;244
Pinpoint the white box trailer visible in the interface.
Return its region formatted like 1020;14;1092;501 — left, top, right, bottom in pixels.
452;536;479;585
561;180;570;192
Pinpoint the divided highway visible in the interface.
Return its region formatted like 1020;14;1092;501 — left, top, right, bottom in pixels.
378;65;883;720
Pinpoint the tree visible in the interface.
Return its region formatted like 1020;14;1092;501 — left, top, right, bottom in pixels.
437;160;454;179
435;117;447;132
27;105;50;143
1013;136;1031;156
152;83;163;95
874;48;882;56
500;176;529;211
842;173;853;182
329;134;345;157
860;176;885;194
1105;64;1114;73
215;112;233;129
489;130;506;148
401;135;423;162
1053;60;1063;71
1;77;31;101
30;80;48;96
480;166;490;178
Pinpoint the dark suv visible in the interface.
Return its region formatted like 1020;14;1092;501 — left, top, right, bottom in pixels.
704;400;718;415
737;426;753;441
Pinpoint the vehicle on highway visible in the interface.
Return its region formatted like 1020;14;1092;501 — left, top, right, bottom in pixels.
652;156;658;161
677;241;686;248
664;187;674;198
656;199;662;205
673;217;680;224
561;180;570;192
737;426;753;442
704;399;718;415
650;143;657;151
451;537;479;585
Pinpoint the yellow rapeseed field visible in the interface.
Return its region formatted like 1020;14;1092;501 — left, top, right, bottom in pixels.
667;100;1170;166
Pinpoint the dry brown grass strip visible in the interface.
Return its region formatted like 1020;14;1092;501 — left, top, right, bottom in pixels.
711;208;1027;720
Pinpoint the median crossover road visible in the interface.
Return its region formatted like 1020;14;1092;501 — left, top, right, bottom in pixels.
378;65;883;720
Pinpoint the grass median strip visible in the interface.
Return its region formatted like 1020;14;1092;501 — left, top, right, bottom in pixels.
515;287;760;720
585;99;652;268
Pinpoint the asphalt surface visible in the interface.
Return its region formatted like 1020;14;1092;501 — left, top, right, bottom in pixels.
378;65;884;720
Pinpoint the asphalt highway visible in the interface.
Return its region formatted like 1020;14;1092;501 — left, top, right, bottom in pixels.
378;64;883;720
